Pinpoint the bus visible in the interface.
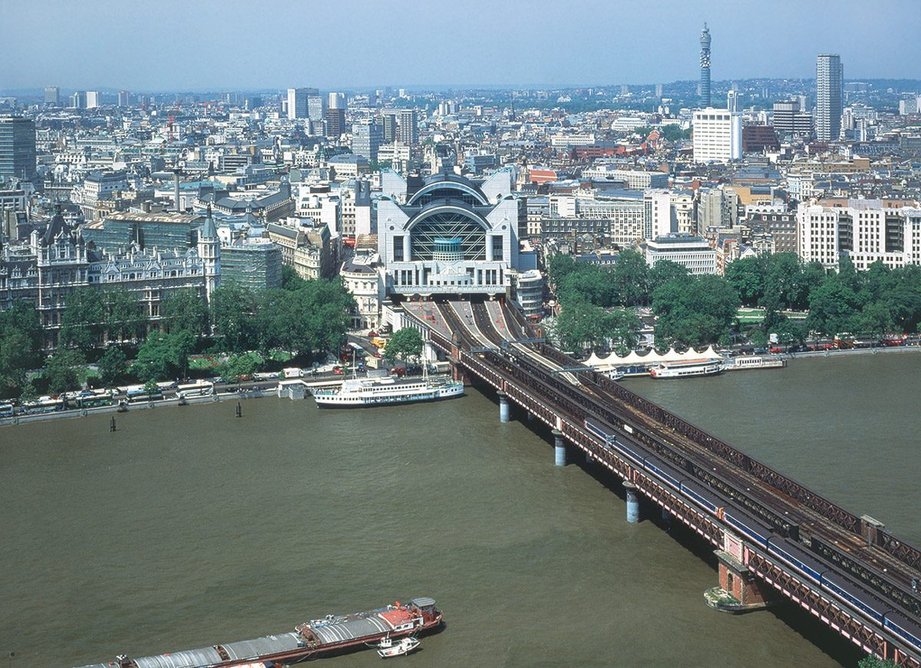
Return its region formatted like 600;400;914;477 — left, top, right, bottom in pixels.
126;388;164;402
0;403;15;417
22;397;64;414
76;390;115;409
176;381;214;398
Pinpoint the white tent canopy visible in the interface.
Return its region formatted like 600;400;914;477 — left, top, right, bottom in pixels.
585;346;722;371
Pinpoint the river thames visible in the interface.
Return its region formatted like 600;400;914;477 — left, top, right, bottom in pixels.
1;352;918;667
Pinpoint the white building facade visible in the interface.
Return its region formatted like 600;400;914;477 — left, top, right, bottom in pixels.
692;108;742;163
645;235;717;275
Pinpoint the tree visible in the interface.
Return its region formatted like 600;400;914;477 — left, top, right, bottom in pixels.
281;266;308;291
554;302;609;352
652;275;740;347
648;260;690;295
857;656;897;668
218;352;261;382
211;282;258;352
725;256;766;307
60;288;106;352
384;327;424;362
611;249;648;307
132;331;195;382
43;349;85;396
807;278;860;336
161;288;209;337
98;346;128;387
546;254;580;289
102;290;146;343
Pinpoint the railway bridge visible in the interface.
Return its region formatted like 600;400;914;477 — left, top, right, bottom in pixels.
396;297;921;666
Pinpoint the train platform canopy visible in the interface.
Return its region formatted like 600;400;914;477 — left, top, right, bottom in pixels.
585;346;722;371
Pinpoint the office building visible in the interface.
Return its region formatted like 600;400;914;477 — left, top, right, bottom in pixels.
70;91;85;109
117;90;130;107
382;113;398;143
645;234;717;275
44;87;60;106
220;240;282;291
692;108;742;163
287;88;309;119
325;107;346;139
699;24;711;108
797;198;921;271
816;54;843;142
307;91;325;122
0;116;37;182
352;120;382;163
328;92;346;110
399;109;419;145
86;91;100;109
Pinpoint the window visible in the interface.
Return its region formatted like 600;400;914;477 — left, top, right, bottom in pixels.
393;236;404;262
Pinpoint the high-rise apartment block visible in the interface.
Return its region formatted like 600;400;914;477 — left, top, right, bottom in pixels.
692;108;742;163
0;116;37;182
816;54;843;142
699;24;711;108
44;87;60;106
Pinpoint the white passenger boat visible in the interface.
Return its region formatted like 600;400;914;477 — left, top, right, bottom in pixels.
375;636;421;658
649;359;723;379
312;371;464;407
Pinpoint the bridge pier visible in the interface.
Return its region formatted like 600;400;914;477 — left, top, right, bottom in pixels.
552;429;566;467
623;481;639;523
705;550;774;613
497;391;510;423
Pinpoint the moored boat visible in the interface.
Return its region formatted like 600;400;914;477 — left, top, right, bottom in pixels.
376;636;421;658
649;359;723;379
75;598;443;668
312;372;464;407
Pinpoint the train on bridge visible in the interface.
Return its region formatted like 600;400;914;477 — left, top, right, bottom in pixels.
402;297;921;665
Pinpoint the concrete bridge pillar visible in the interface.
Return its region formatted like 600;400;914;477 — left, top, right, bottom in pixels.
498;391;510;423
623;481;639;523
552;429;566;467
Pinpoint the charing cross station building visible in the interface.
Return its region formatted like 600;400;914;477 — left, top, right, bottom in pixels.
377;170;524;299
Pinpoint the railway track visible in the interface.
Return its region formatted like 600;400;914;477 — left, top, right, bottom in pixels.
444;299;921;623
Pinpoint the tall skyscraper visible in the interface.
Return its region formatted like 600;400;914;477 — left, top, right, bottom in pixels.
0;115;37;181
287;88;309;119
307;91;325;122
44;87;60;106
328;92;346;110
699;24;711;108
352;120;382;162
816;54;843;142
86;91;100;109
117;90;130;107
398;109;418;145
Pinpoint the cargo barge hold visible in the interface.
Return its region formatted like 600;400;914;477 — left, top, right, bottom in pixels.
76;598;443;668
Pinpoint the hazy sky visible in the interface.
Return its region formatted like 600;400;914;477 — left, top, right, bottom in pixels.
2;0;919;91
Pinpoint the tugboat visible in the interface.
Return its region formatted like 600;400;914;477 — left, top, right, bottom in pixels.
374;636;421;658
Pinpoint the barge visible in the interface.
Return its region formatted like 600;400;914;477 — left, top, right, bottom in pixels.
76;598;443;668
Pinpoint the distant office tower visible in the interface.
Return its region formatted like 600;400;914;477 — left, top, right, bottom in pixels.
655;83;664;98
773;100;798;136
70;91;85;109
381;113;398;144
44;86;60;106
699;23;711;108
352;119;382;162
86;91;100;109
307;91;325;122
0;116;37;181
816;54;843;142
287;88;309;119
328;92;346;110
692;108;742;163
727;90;738;112
399;109;418;145
117;90;130;107
325;107;346;139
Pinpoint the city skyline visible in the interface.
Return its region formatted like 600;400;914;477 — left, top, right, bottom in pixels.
2;0;919;91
